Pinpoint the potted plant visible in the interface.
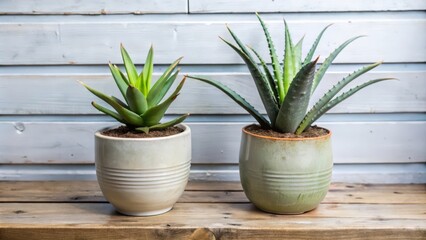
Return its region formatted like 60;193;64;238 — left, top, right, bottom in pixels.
80;45;190;216
187;14;393;214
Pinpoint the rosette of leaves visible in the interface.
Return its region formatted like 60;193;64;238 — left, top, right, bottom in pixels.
187;14;393;134
80;45;189;133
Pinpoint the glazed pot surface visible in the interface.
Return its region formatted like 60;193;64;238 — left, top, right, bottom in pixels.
95;124;191;216
239;125;333;214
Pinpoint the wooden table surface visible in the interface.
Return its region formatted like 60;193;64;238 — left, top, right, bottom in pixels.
0;181;425;240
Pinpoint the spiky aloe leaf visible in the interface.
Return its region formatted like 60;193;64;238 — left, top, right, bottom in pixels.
300;61;383;133
79;81;144;126
108;63;129;101
142;78;186;126
138;45;154;95
311;35;364;93
293;37;304;73
296;78;394;134
126;85;148;115
137;114;189;133
147;70;179;108
220;36;278;125
247;45;279;104
111;96;129;109
255;13;283;95
120;44;138;86
187;75;271;129
148;57;182;107
283;20;295;96
302;24;332;66
91;101;125;124
275;59;317;133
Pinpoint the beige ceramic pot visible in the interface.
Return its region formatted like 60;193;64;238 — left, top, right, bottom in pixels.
239;125;333;214
95;124;191;216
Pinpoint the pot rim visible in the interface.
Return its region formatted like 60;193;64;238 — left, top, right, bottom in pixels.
95;123;190;141
242;124;331;141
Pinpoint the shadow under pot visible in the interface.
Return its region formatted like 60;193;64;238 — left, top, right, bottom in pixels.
95;124;191;216
239;125;333;214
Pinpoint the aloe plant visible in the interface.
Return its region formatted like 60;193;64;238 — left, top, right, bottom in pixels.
80;44;188;133
187;14;393;134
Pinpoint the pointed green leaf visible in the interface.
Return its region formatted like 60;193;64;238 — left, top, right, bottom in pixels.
293;36;304;72
300;61;383;133
139;114;189;132
148;57;182;103
111;96;129;109
255;13;283;95
120;44;138;86
283;20;295;96
187;75;271;129
142;78;186;126
108;63;129;101
91;101;125;124
302;24;332;66
79;81;144;126
139;45;154;95
296;78;394;134
147;69;179;108
275;59;317;133
126;85;148;115
312;35;364;93
220;36;278;125
247;45;279;104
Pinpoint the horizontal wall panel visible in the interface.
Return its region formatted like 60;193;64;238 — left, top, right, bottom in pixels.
0;14;424;64
190;0;426;13
0;0;187;15
0;68;423;114
0;121;424;164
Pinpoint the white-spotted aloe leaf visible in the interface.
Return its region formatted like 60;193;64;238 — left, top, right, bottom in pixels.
126;85;148;115
247;45;279;104
79;81;144;126
302;24;332;66
186;75;271;129
255;13;283;97
311;35;364;93
296;78;395;134
275;59;318;133
120;44;139;86
299;61;383;133
220;36;278;125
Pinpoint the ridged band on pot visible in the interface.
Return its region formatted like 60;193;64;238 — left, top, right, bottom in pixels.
95;124;191;216
239;125;333;214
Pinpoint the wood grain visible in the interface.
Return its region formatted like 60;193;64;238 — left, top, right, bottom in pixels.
189;0;426;13
0;181;425;239
0;121;424;164
0;0;188;14
0;69;422;115
0;14;424;64
1;182;425;204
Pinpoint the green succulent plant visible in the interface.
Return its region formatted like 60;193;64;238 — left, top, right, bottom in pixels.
187;14;393;134
80;44;189;133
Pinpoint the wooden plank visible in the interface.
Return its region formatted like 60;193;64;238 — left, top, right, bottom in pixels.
0;0;188;14
1;181;425;204
1;69;423;114
0;14;424;64
0;121;424;164
190;0;426;13
0;203;425;240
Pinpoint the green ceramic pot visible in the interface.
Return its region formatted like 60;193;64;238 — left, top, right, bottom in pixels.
239;125;333;214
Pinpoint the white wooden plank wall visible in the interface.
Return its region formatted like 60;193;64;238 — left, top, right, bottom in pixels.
0;0;425;182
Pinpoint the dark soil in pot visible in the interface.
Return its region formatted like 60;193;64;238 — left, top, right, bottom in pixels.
245;124;329;138
102;126;183;138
